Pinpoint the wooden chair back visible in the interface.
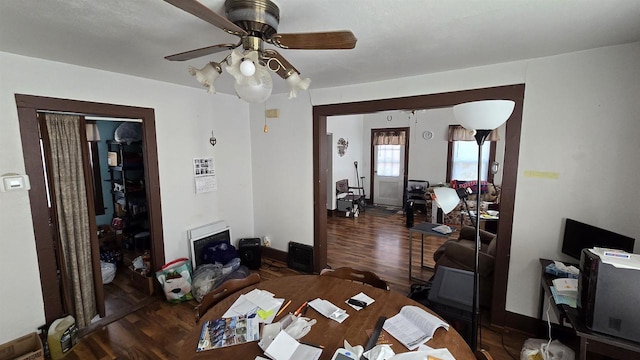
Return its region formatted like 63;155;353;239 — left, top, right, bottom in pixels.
320;267;389;290
475;349;495;360
194;272;261;323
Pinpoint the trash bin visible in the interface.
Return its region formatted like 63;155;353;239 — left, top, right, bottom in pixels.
405;200;415;228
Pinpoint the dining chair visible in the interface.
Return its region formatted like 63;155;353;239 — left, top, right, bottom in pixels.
475;349;495;360
194;272;261;323
320;267;389;290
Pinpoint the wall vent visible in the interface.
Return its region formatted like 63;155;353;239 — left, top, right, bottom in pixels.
288;242;314;273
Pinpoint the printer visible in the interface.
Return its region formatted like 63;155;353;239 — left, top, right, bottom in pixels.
578;248;640;343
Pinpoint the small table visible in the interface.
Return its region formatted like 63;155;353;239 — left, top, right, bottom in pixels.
408;222;456;282
538;259;640;359
179;275;475;360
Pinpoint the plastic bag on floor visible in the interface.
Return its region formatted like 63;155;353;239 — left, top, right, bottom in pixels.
520;338;575;360
101;261;116;284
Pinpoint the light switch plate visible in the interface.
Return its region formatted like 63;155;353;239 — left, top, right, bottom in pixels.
1;174;30;192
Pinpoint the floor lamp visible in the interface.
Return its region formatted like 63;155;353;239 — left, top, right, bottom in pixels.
433;99;515;351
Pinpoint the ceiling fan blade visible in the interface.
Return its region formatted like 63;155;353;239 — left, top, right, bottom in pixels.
270;31;357;50
164;0;247;36
165;43;238;61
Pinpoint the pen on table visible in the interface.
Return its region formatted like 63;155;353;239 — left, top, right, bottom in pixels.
276;300;291;318
300;341;325;349
293;301;308;316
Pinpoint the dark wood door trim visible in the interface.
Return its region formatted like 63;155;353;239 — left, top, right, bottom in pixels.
15;94;165;323
313;84;525;326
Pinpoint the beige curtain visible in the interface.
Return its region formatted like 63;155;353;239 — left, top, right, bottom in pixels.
45;113;96;328
372;130;406;145
448;125;500;141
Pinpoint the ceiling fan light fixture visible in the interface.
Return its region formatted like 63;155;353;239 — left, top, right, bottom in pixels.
285;72;311;99
188;62;222;94
234;63;273;103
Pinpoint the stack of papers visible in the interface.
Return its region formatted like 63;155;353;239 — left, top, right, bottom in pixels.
432;225;453;235
222;289;285;323
552;278;578;297
551;277;578;308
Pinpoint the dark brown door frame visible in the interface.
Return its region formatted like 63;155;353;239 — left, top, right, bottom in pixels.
369;127;410;205
15;94;165;324
313;84;525;326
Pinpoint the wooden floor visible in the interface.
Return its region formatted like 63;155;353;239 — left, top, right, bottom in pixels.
65;206;530;359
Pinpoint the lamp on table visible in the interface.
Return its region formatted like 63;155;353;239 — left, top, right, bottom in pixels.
432;100;515;351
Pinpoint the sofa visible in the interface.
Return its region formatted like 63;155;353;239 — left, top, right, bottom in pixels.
432;226;497;308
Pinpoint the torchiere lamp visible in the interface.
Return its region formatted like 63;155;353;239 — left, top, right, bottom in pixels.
433;100;515;351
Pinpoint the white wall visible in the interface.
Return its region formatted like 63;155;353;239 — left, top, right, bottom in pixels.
250;42;640;319
327;114;364;209
0;52;254;343
249;95;314;253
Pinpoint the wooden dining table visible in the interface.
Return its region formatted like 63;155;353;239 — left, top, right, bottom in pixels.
178;275;475;360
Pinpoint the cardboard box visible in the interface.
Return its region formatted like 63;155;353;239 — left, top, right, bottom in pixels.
0;332;44;360
128;266;155;295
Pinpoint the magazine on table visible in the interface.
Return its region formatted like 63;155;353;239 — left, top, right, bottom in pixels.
383;305;449;350
196;313;260;352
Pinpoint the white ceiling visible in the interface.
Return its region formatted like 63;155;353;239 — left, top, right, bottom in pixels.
2;0;640;96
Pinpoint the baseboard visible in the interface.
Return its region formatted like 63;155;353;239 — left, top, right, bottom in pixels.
504;311;539;335
261;246;287;263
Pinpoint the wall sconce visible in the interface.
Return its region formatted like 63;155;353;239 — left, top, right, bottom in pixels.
337;138;349;157
209;131;217;147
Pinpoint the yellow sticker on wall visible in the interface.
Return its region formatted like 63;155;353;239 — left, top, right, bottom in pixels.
524;170;559;179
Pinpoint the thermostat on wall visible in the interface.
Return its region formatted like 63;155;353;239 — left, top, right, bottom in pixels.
0;174;30;192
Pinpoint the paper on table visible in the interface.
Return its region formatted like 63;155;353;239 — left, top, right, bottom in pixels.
222;289;284;323
308;298;349;323
263;330;322;360
589;248;640;270
550;286;577;308
345;292;375;310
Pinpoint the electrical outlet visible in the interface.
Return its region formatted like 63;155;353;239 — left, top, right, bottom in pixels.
263;235;271;247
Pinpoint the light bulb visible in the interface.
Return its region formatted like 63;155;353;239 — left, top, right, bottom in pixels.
239;59;256;77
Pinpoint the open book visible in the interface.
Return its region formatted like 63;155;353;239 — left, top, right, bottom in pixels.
383;305;449;350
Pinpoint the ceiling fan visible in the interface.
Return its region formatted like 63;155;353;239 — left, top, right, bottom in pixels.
163;0;357;102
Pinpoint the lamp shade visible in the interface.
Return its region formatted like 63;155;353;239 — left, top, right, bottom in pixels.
234;64;273;103
432;187;460;214
453;100;515;130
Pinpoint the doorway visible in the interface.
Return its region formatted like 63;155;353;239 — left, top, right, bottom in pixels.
312;84;525;326
15;94;165;328
370;128;409;207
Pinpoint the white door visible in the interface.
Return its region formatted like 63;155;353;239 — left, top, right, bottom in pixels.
373;144;405;206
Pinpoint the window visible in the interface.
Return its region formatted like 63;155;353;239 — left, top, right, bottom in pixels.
376;145;401;176
450;141;491;181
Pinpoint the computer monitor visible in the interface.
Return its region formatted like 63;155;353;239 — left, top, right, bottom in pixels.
562;218;635;261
